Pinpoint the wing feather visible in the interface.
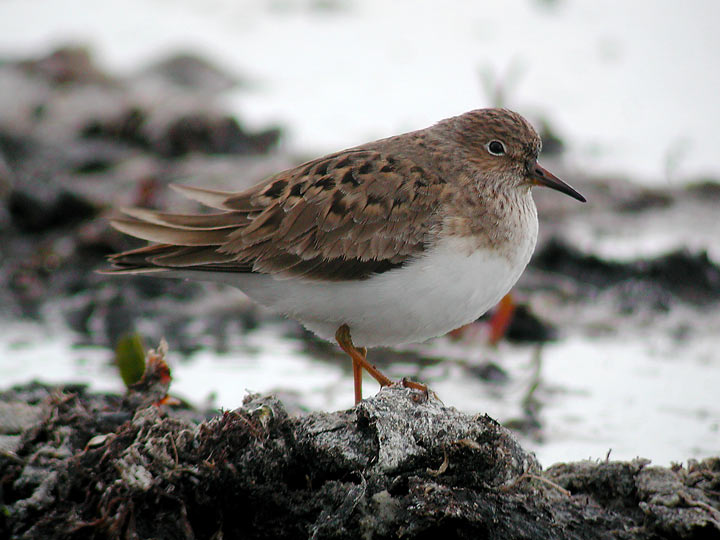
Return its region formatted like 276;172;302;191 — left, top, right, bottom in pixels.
108;146;448;280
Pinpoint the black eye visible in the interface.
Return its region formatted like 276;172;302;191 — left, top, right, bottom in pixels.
487;140;506;156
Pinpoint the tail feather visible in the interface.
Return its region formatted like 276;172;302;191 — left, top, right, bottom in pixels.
106;182;255;275
150;246;239;267
106;244;247;273
120;207;248;230
110;218;233;246
169;184;237;210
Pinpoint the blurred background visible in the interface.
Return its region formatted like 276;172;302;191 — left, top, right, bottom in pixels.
0;0;718;466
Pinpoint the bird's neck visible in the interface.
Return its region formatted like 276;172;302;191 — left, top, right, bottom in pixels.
440;183;538;262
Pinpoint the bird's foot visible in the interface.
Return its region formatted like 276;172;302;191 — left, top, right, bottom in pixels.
398;378;439;403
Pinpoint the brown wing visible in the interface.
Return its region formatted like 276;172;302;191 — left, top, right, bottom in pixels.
108;148;447;281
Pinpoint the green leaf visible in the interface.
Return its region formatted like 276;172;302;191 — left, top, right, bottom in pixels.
115;333;146;387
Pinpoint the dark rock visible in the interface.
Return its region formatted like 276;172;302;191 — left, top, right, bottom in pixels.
537;118;565;156
616;189;673;213
466;361;509;384
0;131;32;177
139;53;238;93
16;45;112;86
506;304;557;343
0;381;87;404
65;302;95;335
533;239;629;288
72;157;115;175
157;114;281;157
532;239;720;306
78;101;282;161
8;190;97;233
1;383;717;539
686;180;720;200
80;107;150;149
546;459;720;539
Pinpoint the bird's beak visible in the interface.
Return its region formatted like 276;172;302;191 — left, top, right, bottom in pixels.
529;162;586;202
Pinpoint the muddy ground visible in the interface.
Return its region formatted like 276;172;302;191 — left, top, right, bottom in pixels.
2;380;719;539
1;47;719;538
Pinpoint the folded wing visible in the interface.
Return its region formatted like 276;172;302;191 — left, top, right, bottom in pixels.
107;148;447;281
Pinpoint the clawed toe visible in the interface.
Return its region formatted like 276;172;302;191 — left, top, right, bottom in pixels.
399;377;438;403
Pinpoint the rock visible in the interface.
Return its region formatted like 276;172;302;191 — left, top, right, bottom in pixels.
546;459;720;538
1;383;717;539
137;53;238;93
156;114;281;157
506;303;557;343
615;189;673;213
7;190;97;233
466;360;509;384
15;45;112;87
531;238;720;306
0;400;44;454
686;180;720;200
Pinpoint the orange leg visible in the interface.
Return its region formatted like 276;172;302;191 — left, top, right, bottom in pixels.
487;293;516;345
352;348;364;403
335;324;427;404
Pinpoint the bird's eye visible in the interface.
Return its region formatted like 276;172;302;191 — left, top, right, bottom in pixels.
486;140;506;156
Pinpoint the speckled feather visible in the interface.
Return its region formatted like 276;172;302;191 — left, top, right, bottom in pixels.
108;108;544;282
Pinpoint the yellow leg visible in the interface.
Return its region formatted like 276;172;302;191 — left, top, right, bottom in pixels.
335;324;428;404
488;293;516;345
352;348;364;404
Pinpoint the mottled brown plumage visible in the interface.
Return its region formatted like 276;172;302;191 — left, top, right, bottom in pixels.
109;108;581;282
110;146;448;280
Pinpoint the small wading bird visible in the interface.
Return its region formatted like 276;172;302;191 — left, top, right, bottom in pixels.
107;108;585;404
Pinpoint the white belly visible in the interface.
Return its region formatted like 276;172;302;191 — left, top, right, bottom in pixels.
220;234;537;347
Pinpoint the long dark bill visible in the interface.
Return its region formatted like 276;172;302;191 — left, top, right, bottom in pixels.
530;162;586;202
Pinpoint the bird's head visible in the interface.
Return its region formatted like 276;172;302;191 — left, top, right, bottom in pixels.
446;108;586;202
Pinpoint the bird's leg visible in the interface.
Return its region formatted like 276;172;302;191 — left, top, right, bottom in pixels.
336;324;393;404
335;324;429;404
487;293;516;345
352;348;364;404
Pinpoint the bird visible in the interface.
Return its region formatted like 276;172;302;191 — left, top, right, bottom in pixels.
106;108;586;404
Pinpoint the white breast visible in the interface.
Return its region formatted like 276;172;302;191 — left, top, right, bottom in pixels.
223;226;538;347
